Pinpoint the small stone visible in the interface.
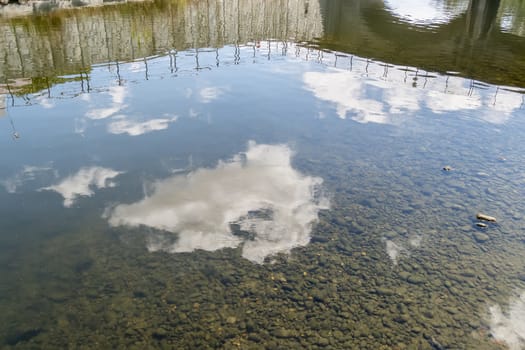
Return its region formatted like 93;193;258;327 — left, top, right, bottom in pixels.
461;270;476;278
165;293;177;304
316;337;330;346
311;235;329;243
384;231;397;239
247;334;261;342
375;287;394;296
226;316;237;324
407;275;426;285
153;328;168;339
274;328;295;338
476;213;496;222
476;223;487;228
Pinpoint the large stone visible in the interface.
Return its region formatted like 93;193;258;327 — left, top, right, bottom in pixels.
476;213;496;222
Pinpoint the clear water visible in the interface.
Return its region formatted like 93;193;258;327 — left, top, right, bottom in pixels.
1;0;525;349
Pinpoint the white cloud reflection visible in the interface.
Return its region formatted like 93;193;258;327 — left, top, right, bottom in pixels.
384;233;422;265
303;66;524;125
107;141;328;263
385;240;404;265
80;84;179;136
1;165;56;193
489;292;525;350
108;114;178;136
303;70;390;123
35;95;55;109
199;86;227;103
85;85;127;120
41;166;123;207
480;89;525;124
426;90;482;113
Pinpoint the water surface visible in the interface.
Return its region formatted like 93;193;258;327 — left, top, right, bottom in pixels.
1;0;525;349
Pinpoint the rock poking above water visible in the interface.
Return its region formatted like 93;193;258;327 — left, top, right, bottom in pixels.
476;213;496;222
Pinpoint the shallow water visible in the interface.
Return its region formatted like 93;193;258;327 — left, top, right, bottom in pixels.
1;0;525;349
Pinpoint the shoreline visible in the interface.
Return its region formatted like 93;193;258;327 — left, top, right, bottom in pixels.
0;0;150;18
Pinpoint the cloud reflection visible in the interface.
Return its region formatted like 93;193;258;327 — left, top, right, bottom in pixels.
1;165;56;193
41;166;123;207
384;234;422;265
85;86;127;120
480;89;525;124
303;70;390;123
385;240;404;265
107;114;178;136
489;292;525;350
107;141;328;263
303;66;523;125
199;86;227;103
80;83;179;136
426;90;482;113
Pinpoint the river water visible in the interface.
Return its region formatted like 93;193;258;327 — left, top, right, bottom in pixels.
1;0;525;349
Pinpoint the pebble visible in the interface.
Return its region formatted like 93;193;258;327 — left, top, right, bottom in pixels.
407;275;426;285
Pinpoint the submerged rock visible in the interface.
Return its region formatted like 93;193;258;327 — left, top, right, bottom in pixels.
5;328;42;346
407;274;426;285
473;232;489;243
310;235;330;243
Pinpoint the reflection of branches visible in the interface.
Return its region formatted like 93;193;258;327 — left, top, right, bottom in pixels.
281;41;288;56
4;84;20;140
493;86;499;105
468;79;474;96
10;115;20;140
6;41;520;117
169;50;178;73
80;72;91;93
116;61;122;85
46;77;51;98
